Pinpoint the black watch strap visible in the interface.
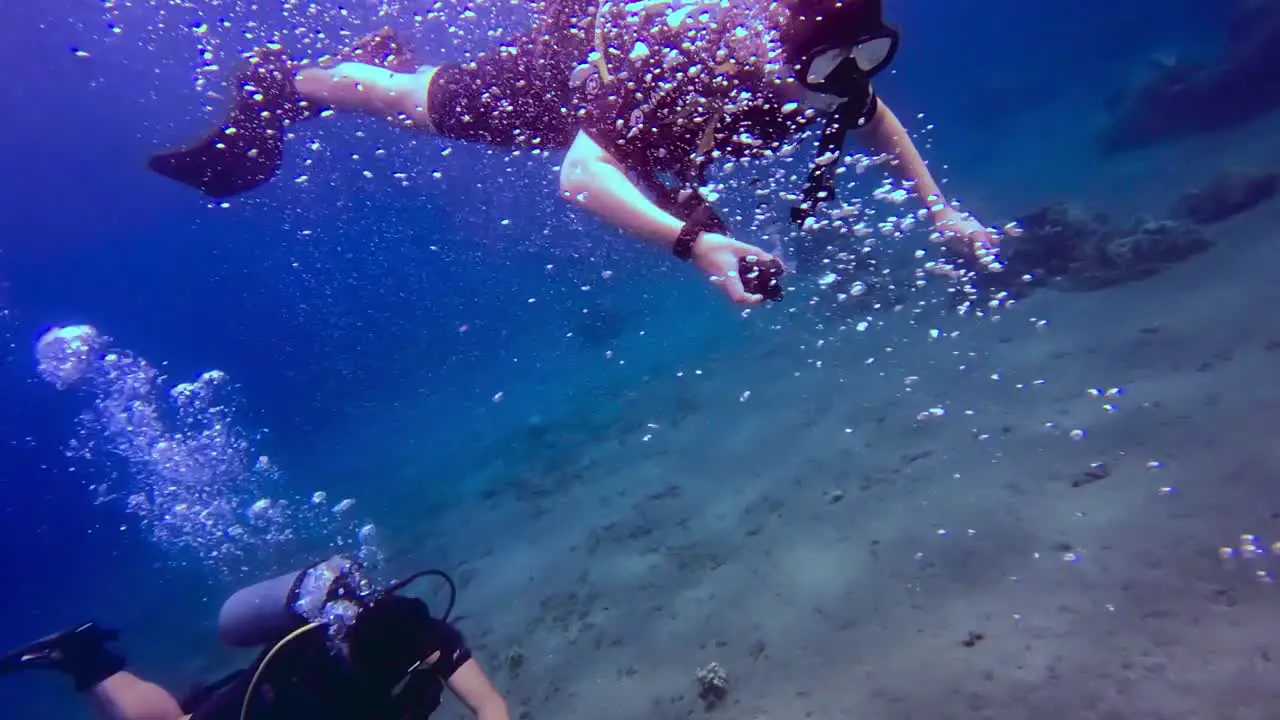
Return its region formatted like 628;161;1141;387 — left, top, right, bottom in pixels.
672;221;701;261
672;203;721;262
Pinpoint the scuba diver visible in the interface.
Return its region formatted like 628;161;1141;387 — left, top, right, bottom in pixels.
150;0;996;305
0;557;510;720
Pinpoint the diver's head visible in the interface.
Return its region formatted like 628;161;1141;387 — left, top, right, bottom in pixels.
346;595;438;676
778;0;899;98
345;569;458;695
346;594;451;717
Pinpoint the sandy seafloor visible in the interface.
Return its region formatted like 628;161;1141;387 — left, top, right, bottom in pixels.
403;114;1280;720
48;111;1280;718
423;219;1280;719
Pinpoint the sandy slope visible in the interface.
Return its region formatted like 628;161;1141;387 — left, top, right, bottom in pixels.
401;148;1280;717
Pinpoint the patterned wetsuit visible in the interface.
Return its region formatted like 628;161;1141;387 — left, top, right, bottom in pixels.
424;1;880;193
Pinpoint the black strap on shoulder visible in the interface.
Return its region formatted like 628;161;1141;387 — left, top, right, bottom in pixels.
791;99;857;226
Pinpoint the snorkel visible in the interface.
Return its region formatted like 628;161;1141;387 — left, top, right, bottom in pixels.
781;0;900;226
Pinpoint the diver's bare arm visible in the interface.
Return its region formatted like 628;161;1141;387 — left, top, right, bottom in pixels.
446;659;510;720
559;130;686;250
854;100;949;219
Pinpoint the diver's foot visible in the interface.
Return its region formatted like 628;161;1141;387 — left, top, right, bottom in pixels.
326;27;418;72
1;622;126;691
237;45;313;124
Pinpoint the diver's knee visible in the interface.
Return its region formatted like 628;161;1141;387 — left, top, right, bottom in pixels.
295;62;403;111
328;61;398;88
405;65;440;129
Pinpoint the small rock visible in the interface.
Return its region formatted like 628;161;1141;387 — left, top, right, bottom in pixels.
695;662;729;710
825;489;846;504
505;646;526;678
1211;588;1239;608
1072;462;1111;488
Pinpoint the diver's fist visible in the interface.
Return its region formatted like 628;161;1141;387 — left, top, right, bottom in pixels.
691;233;780;305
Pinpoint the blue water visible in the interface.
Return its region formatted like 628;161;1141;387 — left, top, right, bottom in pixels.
0;0;1271;717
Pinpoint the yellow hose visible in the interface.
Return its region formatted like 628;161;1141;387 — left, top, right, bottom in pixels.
239;622;324;720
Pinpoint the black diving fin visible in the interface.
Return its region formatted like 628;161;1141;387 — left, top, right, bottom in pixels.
0;621;123;689
149;49;308;199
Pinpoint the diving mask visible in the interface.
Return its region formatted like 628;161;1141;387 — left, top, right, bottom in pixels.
796;27;899;97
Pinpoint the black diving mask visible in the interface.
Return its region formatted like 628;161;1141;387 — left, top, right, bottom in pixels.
796;27;899;98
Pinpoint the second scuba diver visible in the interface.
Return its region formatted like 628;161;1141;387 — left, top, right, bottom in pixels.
0;557;509;720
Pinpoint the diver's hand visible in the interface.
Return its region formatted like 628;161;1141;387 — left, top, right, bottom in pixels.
691;233;775;305
932;207;1000;270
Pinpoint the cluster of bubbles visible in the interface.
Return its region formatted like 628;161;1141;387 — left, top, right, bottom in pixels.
1219;532;1280;585
723;142;1021;326
81;0;515;91
35;325;381;572
292;556;376;643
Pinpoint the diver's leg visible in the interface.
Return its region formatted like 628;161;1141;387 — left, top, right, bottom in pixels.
294;63;439;130
147;28;431;198
296;18;588;147
87;672;185;720
294;25;438;129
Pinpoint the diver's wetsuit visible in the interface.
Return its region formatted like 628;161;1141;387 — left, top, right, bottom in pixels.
185;610;471;720
422;0;881;226
423;0;597;149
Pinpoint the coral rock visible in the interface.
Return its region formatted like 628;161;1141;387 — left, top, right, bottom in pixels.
1101;1;1280;151
989;204;1210;293
1171;169;1280;224
695;661;729;710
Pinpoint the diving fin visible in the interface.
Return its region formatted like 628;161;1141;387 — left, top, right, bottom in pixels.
0;621;126;691
149;48;308;199
148;104;287;199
